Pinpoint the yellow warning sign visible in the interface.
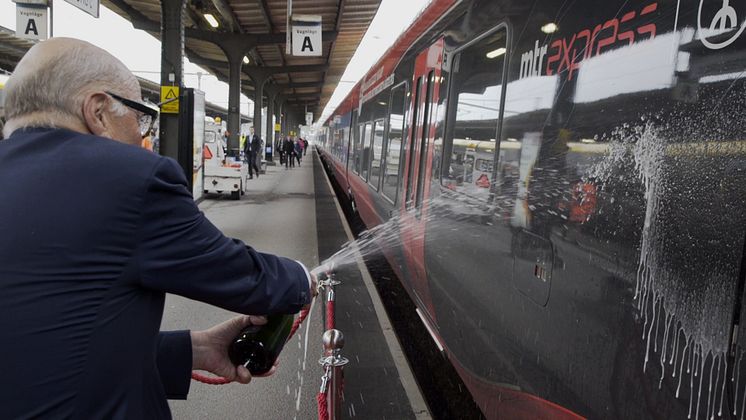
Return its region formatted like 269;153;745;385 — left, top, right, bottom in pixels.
274;123;281;131
160;86;180;114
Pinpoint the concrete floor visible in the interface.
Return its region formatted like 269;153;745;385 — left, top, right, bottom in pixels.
161;155;324;420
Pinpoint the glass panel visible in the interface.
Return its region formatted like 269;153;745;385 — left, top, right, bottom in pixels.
415;71;435;209
382;83;407;202
406;77;422;209
369;119;385;190
361;122;373;181
442;29;507;201
352;123;362;174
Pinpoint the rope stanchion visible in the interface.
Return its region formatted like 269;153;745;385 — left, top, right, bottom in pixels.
191;307;311;385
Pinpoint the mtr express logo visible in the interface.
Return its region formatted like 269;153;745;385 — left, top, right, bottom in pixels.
519;3;658;80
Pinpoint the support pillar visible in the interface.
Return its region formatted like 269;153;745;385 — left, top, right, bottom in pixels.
159;0;185;161
263;86;280;161
215;39;255;156
244;68;271;148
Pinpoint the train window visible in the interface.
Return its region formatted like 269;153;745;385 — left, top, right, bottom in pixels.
382;82;407;203
405;76;423;209
415;71;435;210
347;110;357;173
442;27;507;200
352;123;362;174
369;119;385;190
360;122;373;181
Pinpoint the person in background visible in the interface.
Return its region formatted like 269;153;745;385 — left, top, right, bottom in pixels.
244;127;261;179
284;135;295;169
295;137;303;166
0;37;317;419
302;138;309;156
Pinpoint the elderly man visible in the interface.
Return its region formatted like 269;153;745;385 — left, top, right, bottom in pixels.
0;38;316;419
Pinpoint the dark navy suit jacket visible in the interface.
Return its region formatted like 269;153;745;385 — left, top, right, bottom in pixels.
0;128;311;419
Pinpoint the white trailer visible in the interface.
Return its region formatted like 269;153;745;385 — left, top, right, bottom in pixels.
202;118;247;200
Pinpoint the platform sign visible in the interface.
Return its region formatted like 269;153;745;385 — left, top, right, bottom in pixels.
291;15;321;57
64;0;99;18
274;123;281;131
16;5;47;40
305;112;313;126
160;86;179;114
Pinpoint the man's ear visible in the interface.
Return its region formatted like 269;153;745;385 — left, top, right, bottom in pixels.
81;92;111;137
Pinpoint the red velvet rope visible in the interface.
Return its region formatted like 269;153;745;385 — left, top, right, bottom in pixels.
191;307;311;385
317;392;329;420
326;299;335;330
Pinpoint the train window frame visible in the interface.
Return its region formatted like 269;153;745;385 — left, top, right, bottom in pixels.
360;121;373;181
405;76;423;210
368;118;386;191
415;70;435;211
439;23;510;200
346;110;358;174
382;81;409;205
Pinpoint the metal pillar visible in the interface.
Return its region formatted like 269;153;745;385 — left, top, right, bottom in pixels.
158;0;185;160
223;53;243;156
264;85;280;161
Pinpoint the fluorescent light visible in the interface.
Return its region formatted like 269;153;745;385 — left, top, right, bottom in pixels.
378;101;387;105
541;23;558;33
204;13;219;28
580;138;596;144
243;56;250;64
486;47;506;59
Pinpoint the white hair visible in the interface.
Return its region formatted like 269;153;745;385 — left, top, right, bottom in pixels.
2;39;136;135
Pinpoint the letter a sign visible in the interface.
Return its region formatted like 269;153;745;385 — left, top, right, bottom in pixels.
16;5;48;40
291;15;322;57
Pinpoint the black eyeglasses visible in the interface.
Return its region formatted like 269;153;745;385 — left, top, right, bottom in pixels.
106;91;159;138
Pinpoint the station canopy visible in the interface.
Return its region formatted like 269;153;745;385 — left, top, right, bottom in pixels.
102;0;383;116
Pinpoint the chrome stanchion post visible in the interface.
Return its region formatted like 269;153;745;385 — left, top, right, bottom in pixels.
319;329;348;419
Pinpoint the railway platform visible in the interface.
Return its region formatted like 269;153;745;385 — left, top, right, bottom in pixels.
161;150;429;420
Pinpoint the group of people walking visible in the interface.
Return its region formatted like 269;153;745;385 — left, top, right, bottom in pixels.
277;136;308;169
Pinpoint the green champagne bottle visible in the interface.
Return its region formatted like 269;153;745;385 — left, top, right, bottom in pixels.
228;314;294;375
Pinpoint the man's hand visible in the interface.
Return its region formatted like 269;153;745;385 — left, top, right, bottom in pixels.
190;316;278;384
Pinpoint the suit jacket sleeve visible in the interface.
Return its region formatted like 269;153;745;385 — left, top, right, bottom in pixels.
157;331;192;399
135;157;311;314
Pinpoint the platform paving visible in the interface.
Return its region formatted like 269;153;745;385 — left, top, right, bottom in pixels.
160;151;422;419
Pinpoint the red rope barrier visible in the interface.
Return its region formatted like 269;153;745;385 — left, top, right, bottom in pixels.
317;392;329;420
326;299;335;330
191;307;311;385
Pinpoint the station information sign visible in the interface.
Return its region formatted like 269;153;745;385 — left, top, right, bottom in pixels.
63;0;99;18
291;15;322;57
15;4;47;40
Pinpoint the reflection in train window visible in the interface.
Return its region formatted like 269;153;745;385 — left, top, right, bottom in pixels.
369;119;385;190
442;27;507;200
360;122;373;181
382;82;407;203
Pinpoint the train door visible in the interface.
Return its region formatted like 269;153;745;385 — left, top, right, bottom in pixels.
400;38;445;323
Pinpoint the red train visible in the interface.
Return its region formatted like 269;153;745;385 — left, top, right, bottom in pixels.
315;0;746;418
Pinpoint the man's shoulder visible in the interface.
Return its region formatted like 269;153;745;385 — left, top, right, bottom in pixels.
11;128;170;181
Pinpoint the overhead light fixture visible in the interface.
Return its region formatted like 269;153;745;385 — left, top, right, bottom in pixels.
486;47;506;59
378;101;387;105
243;56;250;64
541;23;558;34
204;13;219;28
